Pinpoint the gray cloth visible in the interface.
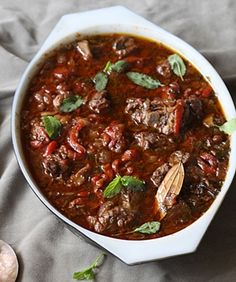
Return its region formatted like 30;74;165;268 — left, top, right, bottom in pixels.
1;0;236;281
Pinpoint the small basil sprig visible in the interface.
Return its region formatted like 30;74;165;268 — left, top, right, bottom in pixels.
134;221;160;234
168;54;186;80
94;60;129;92
42;116;61;139
219;118;236;135
93;72;108;92
60;95;84;113
73;253;106;281
104;60;129;74
126;72;163;89
103;175;145;198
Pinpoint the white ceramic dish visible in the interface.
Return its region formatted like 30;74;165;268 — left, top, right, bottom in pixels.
12;6;236;264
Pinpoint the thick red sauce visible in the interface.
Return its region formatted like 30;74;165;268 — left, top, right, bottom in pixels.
21;34;229;239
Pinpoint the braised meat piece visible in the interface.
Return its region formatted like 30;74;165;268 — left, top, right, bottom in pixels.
29;118;50;148
168;151;190;166
88;90;109;113
134;131;173;150
120;189;143;211
156;60;172;78
76;40;92;60
162;200;193;230
134;132;158;150
53;93;70;109
113;36;138;58
42;145;80;179
151;163;170;187
151;150;190;187
126;96;203;135
125;98;176;135
87;201;135;233
42;154;71;178
182;95;203;127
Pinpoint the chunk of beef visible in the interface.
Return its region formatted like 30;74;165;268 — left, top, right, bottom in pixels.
134;131;172;150
102;121;126;153
182;95;203;127
156;60;172;78
58;144;80;159
76;40;92;60
87;201;135;233
112;36;138;58
89;91;109;113
168;151;190;166
42;154;71;178
120;189;143;211
33;87;52;111
125;98;176;135
151;151;189;188
30;118;50;148
97;149;112;164
162;200;193;229
151;163;170;187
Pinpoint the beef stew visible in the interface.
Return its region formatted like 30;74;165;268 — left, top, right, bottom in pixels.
21;34;230;239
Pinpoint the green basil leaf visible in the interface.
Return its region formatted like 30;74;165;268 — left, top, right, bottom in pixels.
168;54;186;80
219;118;236;135
94;72;108;92
103;176;122;198
73;253;106;281
126;72;162;89
42;116;61;139
60;95;84;113
134;221;160;234
121;176;145;191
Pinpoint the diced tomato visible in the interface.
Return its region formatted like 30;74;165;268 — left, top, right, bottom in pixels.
44;141;57;156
